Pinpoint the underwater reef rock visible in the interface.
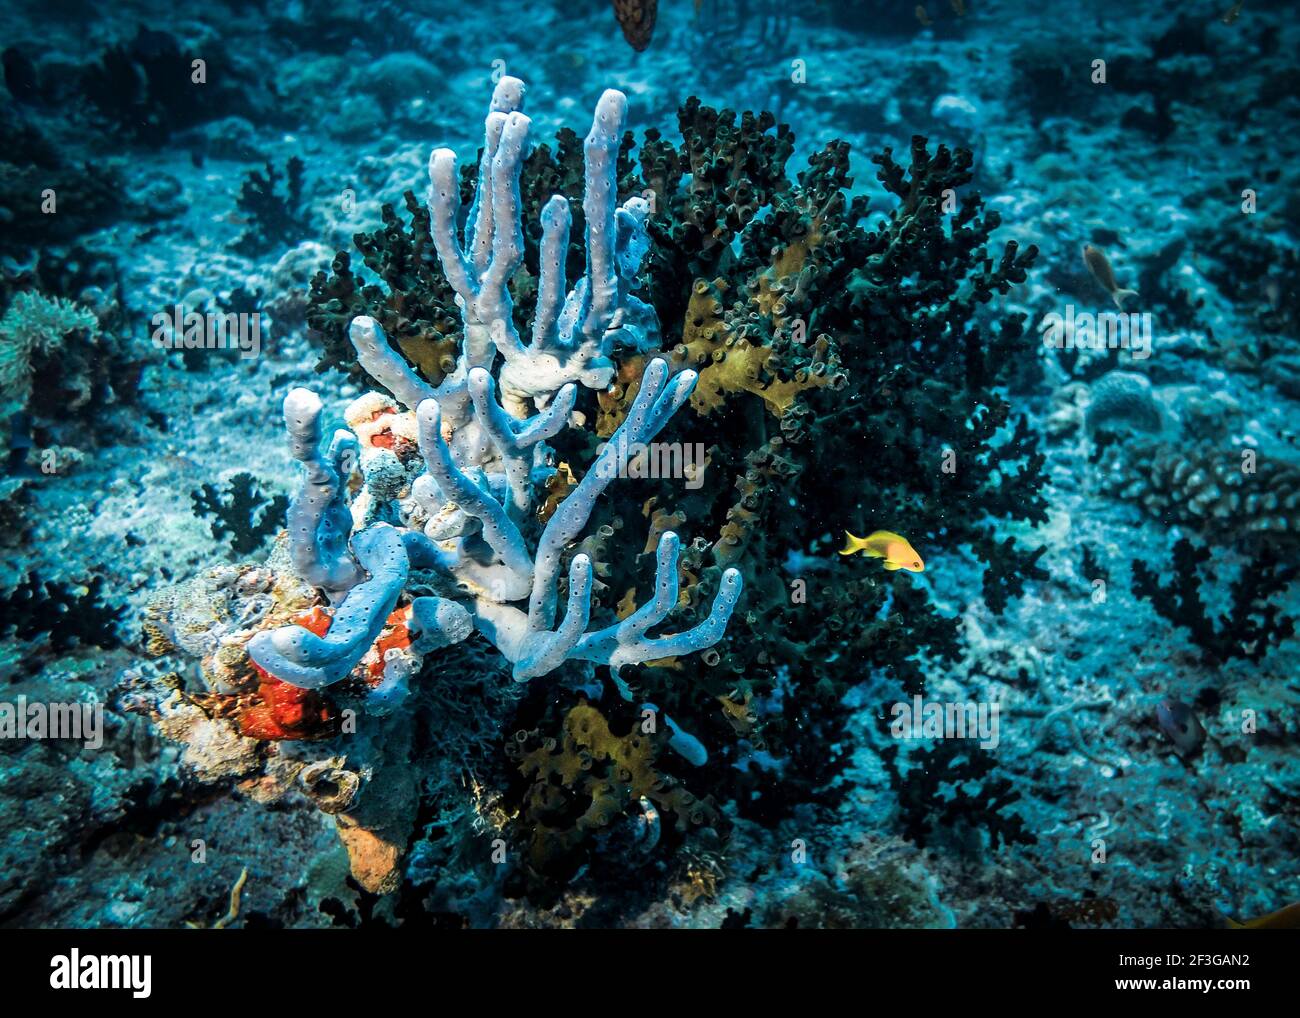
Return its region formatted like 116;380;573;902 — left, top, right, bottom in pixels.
63;28;263;147
0;108;135;258
1194;214;1300;389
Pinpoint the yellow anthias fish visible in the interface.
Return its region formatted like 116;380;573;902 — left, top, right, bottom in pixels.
839;531;925;572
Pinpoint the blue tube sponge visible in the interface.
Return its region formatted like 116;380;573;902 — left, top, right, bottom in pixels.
409;596;473;653
572;531;743;674
527;357;697;632
426;80;655;414
251;80;744;712
283;387;363;600
247;523;410;689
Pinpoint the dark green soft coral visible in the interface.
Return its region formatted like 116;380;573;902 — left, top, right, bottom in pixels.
307;192;463;386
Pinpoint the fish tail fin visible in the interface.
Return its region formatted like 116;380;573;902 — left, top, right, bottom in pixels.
839;532;866;556
1113;288;1139;311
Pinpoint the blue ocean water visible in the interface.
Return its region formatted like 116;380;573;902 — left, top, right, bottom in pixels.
0;0;1297;932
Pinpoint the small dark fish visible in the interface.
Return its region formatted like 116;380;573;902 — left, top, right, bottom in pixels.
1156;699;1205;757
613;0;657;51
1222;2;1242;25
916;5;933;26
1083;243;1139;310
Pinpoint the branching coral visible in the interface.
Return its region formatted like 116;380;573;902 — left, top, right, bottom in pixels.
874;715;1037;850
610;123;1044;709
1132;537;1297;665
1;574;124;654
191;473;289;557
233;157;311;257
